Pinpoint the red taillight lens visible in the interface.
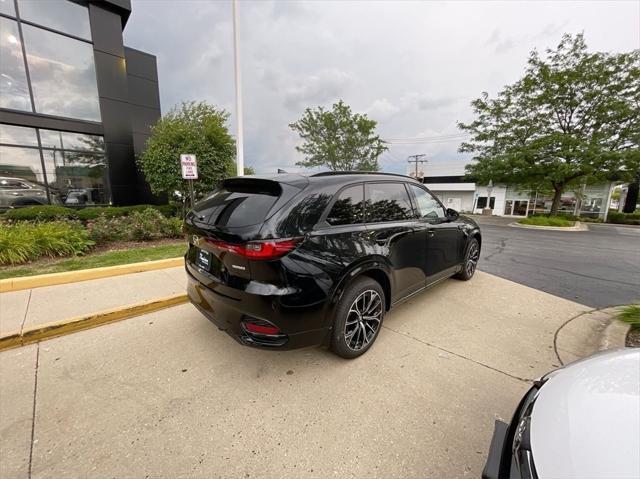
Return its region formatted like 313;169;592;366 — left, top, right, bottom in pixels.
205;237;302;260
243;321;282;335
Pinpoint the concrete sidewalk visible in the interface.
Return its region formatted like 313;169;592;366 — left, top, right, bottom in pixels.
0;266;186;336
1;271;606;479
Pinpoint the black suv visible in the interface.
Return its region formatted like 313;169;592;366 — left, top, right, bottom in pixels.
184;172;481;358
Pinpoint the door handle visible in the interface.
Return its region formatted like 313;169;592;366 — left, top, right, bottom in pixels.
427;230;435;238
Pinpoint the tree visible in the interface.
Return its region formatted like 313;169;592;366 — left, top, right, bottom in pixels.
138;101;237;204
289;100;387;171
459;34;640;215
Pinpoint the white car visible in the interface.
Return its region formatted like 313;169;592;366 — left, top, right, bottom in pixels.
483;348;640;479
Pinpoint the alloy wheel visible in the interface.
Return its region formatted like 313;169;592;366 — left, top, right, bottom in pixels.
466;241;479;277
344;289;383;351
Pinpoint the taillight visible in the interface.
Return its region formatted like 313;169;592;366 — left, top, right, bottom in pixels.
242;320;282;335
204;237;302;260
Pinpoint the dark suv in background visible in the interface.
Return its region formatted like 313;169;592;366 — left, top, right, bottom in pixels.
184;172;481;358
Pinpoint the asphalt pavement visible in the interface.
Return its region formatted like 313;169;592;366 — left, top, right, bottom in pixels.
475;217;640;308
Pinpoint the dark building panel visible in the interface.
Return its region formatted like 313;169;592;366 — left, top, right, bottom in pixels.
129;105;161;135
88;4;125;57
96;0;132;27
124;47;158;81
94;51;129;103
127;76;160;110
97;98;133;147
132;132;151;155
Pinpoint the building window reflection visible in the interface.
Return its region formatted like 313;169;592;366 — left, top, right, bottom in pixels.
0;123;109;208
17;0;92;40
0;17;32;112
22;24;101;121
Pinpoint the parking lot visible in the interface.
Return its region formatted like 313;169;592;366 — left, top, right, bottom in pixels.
476;217;640;308
1;270;593;479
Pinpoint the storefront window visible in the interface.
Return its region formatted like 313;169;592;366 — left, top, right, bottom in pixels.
0;0;15;17
0;145;49;207
0;123;109;207
0;123;38;146
17;0;91;40
0;17;32;112
22;24;101;121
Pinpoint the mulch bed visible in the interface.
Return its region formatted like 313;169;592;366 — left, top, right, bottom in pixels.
626;328;640;348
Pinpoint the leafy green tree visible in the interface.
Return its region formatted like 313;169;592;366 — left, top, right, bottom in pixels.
459;34;639;215
138;101;237;203
289;100;387;171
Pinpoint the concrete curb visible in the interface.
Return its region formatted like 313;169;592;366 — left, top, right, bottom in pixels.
0;293;188;351
509;221;588;232
0;257;184;293
554;306;632;365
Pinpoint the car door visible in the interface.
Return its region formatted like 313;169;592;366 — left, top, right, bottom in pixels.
364;182;425;303
407;184;463;283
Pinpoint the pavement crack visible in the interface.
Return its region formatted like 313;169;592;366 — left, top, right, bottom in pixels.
20;289;33;335
28;342;40;479
482;238;507;262
382;325;532;384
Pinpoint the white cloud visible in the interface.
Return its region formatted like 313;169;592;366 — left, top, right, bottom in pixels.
124;0;640;174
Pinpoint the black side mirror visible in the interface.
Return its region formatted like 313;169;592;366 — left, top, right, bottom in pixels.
446;208;459;220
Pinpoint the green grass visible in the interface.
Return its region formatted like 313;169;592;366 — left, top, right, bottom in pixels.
518;216;575;227
0;242;187;280
618;304;640;330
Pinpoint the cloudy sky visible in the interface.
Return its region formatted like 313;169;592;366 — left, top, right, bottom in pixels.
123;0;640;176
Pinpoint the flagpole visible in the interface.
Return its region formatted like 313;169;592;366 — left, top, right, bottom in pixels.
232;0;244;176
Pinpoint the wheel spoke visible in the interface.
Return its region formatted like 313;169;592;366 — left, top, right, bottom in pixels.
343;289;384;351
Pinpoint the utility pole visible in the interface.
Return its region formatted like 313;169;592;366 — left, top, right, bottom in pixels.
232;0;244;176
407;154;426;179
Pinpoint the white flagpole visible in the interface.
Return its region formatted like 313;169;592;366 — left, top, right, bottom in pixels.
232;0;244;176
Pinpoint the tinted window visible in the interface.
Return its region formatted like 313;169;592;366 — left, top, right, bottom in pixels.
0;124;38;146
326;184;364;226
195;188;280;227
18;0;91;40
0;0;15;16
0;18;32;112
22;24;101;121
409;184;446;220
365;182;414;223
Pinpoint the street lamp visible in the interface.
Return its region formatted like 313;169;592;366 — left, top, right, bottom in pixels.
232;0;244;176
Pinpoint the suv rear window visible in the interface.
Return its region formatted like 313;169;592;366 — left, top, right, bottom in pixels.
326;184;364;226
365;182;414;222
194;184;280;227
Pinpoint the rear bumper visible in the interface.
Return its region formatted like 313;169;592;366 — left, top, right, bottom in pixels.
186;262;330;350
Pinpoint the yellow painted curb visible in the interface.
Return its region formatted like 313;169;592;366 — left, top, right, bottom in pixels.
0;293;188;351
0;257;184;293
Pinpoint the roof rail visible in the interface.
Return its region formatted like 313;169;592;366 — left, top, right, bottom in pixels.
310;171;415;180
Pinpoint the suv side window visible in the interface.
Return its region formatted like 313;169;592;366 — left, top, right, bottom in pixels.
365;182;414;223
326;184;364;226
408;184;446;221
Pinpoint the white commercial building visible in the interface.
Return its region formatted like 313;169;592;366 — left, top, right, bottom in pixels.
421;165;614;220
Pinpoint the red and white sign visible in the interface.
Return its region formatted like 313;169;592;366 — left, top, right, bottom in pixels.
180;154;198;179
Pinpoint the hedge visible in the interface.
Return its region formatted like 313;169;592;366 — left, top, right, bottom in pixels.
3;203;179;222
608;211;640;225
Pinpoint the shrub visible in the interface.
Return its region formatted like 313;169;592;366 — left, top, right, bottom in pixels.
86;208;183;244
608;211;640;225
0;221;94;265
3;205;78;221
76;207;128;221
618;305;640;330
519;216;575;227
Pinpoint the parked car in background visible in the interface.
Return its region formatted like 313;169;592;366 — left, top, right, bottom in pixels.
483;348;640;479
184;172;481;358
0;176;49;208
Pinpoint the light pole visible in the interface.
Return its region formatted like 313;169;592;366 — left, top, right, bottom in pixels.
232;0;244;176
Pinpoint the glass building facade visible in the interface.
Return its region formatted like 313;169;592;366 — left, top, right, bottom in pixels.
0;0;161;207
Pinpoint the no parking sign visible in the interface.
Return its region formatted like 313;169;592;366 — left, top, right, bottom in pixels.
180;154;198;179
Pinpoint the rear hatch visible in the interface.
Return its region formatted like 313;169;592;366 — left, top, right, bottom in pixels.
185;176;306;285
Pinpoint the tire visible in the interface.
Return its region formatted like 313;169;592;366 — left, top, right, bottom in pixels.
455;237;480;281
330;276;386;359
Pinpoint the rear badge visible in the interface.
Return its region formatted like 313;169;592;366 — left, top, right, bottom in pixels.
231;264;246;271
